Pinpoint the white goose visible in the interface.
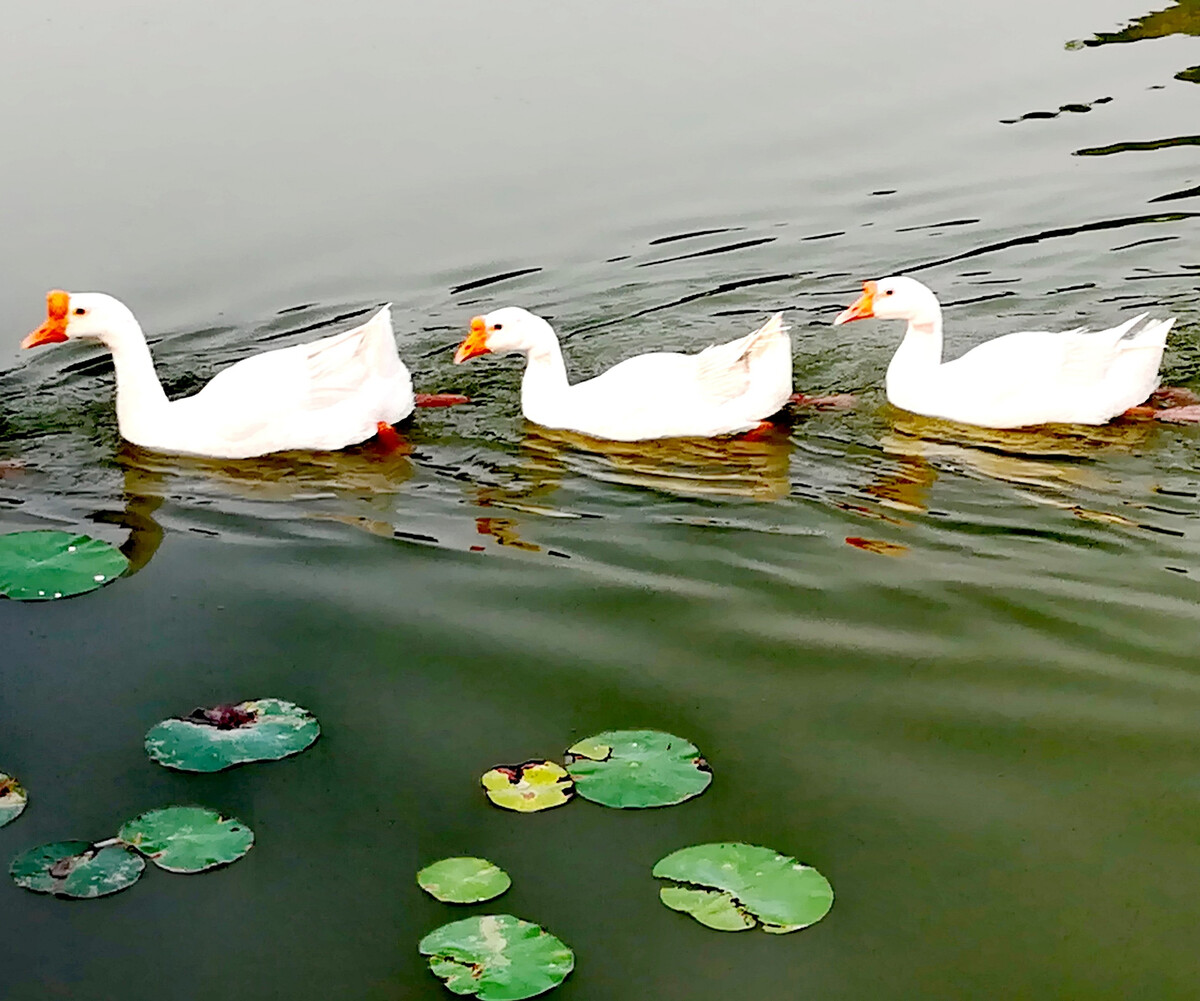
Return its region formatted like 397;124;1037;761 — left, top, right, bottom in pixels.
453;307;793;440
22;290;420;459
834;276;1178;428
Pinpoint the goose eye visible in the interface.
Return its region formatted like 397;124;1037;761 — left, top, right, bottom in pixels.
884;290;893;296
74;307;87;315
492;323;503;331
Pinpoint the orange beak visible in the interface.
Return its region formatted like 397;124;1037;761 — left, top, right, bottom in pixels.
22;290;71;349
833;281;878;326
454;316;491;364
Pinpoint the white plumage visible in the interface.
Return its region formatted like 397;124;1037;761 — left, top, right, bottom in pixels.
22;292;413;458
454;307;793;441
835;276;1174;428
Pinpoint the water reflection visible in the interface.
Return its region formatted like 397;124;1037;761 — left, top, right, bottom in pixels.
467;426;794;553
519;424;793;502
1070;2;1200;84
873;410;1164;518
114;439;415;540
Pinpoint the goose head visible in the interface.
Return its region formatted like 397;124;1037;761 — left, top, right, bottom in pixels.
22;291;138;350
833;276;940;327
454;307;557;363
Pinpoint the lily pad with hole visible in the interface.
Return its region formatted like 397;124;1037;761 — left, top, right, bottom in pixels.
564;729;711;808
119;806;254;873
481;760;573;813
144;698;320;772
0;530;128;601
419;914;574;1000
418;857;512;904
10;840;145;898
0;773;27;827
653;842;834;933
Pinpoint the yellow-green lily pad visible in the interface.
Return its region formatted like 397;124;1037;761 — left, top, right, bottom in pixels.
564;729;711;808
0;773;27;827
10;840;145;899
418;857;512;904
653;842;833;933
420;914;574;1000
481;760;573;813
119;806;254;873
0;530;128;601
144;698;320;772
659;886;756;931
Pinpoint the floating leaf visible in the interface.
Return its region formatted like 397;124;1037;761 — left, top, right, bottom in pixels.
419;914;574;1000
119;806;254;873
144;698;320;772
564;729;711;808
0;530;128;601
418;857;512;904
653;842;833;933
0;773;27;827
482;761;573;813
10;840;144;898
660;886;755;931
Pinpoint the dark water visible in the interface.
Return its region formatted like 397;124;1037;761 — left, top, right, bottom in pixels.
2;2;1200;998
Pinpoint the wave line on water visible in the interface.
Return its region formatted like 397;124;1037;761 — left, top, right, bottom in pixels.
901;211;1200;275
568;273;802;335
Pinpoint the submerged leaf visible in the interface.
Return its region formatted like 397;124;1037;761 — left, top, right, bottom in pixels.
660;886;755;931
481;760;573;813
144;698;320;772
0;773;28;827
564;729;711;808
419;914;574;1000
119;806;254;873
10;840;144;899
418;857;511;904
0;530;128;601
653;842;833;933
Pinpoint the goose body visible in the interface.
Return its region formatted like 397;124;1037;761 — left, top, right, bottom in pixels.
453;307;793;441
22;292;414;459
835;277;1174;428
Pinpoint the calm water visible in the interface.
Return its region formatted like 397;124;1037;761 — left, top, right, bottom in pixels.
2;2;1200;998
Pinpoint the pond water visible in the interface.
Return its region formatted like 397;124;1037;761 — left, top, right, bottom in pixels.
2;1;1199;998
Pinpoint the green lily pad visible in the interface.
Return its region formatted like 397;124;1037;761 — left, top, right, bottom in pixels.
659;886;756;931
481;760;574;813
119;806;254;873
418;857;512;904
144;698;320;772
0;530;128;601
564;729;711;808
10;840;145;898
419;914;574;1000
0;773;28;827
653;843;834;933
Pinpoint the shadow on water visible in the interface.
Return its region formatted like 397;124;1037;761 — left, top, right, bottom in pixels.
1070;0;1200;84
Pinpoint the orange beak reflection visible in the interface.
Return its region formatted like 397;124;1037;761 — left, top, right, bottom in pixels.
454;316;491;364
833;281;878;326
22;290;71;349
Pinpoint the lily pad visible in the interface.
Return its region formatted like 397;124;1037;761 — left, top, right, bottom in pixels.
144;698;320;772
418;857;512;904
119;806;254;873
0;530;128;601
482;760;573;813
10;840;144;898
653;842;834;933
0;773;27;827
419;914;574;1000
659;886;756;931
564;729;711;808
